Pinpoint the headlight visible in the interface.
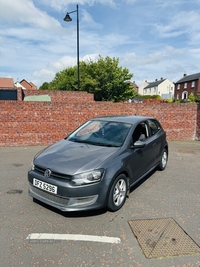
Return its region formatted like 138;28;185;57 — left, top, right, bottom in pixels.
29;160;35;171
70;169;104;186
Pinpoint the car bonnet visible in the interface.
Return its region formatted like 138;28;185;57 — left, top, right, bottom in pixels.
34;139;119;175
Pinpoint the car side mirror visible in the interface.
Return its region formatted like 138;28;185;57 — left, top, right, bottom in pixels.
131;140;146;149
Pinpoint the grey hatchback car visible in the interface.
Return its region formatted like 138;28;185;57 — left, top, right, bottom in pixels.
28;116;168;212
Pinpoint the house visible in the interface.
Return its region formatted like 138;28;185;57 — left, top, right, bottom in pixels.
18;79;37;90
15;81;26;90
174;72;200;100
0;77;15;89
142;78;174;99
138;80;149;95
132;81;139;93
0;77;17;100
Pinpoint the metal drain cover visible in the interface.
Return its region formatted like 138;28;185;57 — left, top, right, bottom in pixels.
128;218;200;259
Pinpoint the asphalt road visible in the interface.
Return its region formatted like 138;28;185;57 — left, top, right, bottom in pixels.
0;141;200;267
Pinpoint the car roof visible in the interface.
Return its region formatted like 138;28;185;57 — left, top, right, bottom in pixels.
91;115;154;124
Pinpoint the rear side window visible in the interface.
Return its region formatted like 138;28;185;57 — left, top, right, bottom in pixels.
148;119;161;136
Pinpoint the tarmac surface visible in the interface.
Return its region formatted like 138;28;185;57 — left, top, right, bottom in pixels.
0;141;200;267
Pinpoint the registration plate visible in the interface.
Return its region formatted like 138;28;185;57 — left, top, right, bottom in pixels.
33;178;57;194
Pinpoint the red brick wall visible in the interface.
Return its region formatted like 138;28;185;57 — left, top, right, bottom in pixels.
197;104;200;139
0;100;199;146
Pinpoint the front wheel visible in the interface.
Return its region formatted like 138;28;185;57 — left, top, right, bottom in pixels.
107;174;127;212
158;148;168;170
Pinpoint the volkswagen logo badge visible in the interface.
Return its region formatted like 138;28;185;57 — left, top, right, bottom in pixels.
44;169;51;178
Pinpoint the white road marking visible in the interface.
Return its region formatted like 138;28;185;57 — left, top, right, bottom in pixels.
26;233;121;244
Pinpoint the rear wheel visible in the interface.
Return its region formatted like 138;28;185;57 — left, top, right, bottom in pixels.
158;148;168;170
108;174;127;211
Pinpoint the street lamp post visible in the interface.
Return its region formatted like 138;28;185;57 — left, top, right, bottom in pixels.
63;5;80;91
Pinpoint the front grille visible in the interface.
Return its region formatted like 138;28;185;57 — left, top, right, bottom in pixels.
34;165;71;180
31;185;70;205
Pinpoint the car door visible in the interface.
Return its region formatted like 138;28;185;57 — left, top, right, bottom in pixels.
128;121;157;185
147;119;163;163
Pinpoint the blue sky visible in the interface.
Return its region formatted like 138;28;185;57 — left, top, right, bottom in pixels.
1;0;200;87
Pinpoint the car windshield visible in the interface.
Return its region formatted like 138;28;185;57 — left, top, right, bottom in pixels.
67;120;132;147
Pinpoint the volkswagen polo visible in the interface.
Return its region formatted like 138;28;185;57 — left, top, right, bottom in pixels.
28;116;168;212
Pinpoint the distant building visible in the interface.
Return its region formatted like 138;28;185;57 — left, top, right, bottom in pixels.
174;72;200;100
0;77;17;100
0;77;37;100
16;79;37;90
0;77;15;89
15;81;26;90
132;81;139;93
141;78;174;99
138;80;149;95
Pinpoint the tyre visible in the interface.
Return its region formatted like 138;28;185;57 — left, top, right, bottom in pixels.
158;148;168;170
107;174;127;211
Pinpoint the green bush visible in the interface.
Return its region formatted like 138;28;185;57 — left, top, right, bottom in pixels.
137;94;161;100
188;93;195;102
195;92;200;102
166;99;173;103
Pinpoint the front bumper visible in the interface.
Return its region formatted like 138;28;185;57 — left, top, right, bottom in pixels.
29;184;99;211
28;169;109;212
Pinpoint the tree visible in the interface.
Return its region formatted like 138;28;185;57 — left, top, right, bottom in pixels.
195;92;200;102
39;82;50;90
42;55;137;102
48;67;78;91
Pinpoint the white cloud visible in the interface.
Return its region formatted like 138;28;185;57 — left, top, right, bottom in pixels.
81;9;103;29
0;0;62;33
154;11;200;39
39;0;116;12
121;51;164;67
48;56;77;71
122;0;137;4
33;68;55;82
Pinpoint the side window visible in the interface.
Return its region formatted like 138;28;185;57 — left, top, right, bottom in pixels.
132;122;148;143
148;119;161;136
191;81;195;87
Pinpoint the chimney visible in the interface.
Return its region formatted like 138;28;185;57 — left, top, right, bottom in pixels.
183;73;187;77
161;77;163;80
155;79;158;81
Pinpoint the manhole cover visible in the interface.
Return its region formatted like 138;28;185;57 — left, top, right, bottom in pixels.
128;218;200;259
7;189;23;194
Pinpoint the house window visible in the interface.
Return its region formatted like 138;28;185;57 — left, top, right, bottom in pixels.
177;94;179;100
154;87;156;92
149;88;151;93
191;81;195;87
177;84;180;90
184;83;187;89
